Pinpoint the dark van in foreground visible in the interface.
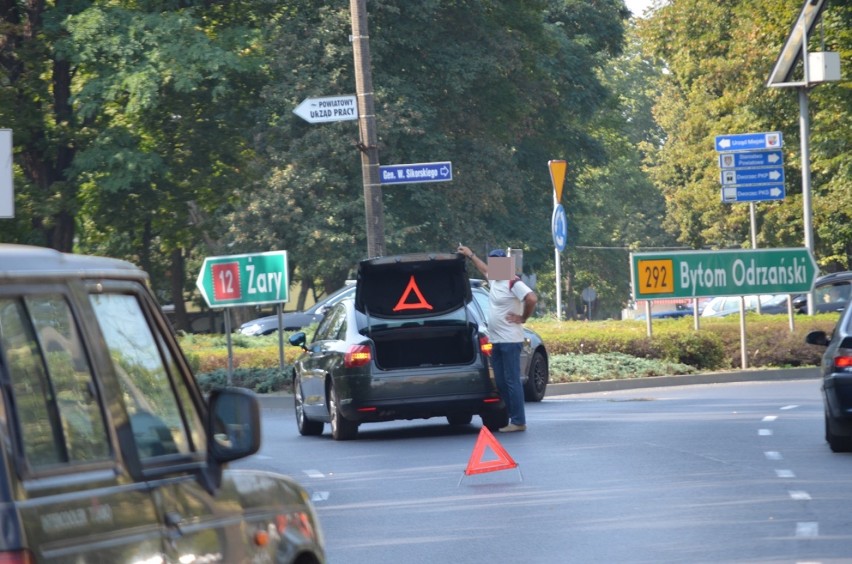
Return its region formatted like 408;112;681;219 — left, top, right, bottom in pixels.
0;244;325;563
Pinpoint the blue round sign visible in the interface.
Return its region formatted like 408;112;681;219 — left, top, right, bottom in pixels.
552;204;567;252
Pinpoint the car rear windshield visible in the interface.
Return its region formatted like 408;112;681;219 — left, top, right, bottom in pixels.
360;306;472;333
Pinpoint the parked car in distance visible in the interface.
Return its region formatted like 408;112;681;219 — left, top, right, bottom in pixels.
762;271;852;315
0;244;325;563
700;294;784;317
805;298;852;452
238;280;355;335
289;253;530;440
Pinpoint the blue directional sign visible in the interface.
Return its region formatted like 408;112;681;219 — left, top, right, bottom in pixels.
720;166;785;186
715;131;783;152
718;150;783;169
721;184;786;203
380;161;452;185
552;204;567;252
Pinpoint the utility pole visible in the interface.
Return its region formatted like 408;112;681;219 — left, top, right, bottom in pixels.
350;0;385;258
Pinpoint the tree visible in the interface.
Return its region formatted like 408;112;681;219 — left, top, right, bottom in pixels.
638;0;851;271
227;0;631;313
0;1;274;330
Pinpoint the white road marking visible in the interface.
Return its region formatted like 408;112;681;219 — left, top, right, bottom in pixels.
311;491;330;502
762;415;778;422
789;490;812;501
759;429;774;436
304;469;325;478
780;405;798;410
795;522;819;537
764;451;783;460
776;469;796;478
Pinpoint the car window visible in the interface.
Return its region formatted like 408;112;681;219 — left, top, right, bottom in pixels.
471;289;490;324
90;293;203;460
816;283;850;305
0;295;110;470
313;304;346;341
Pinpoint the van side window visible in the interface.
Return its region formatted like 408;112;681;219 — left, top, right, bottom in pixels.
90;294;203;460
0;296;110;470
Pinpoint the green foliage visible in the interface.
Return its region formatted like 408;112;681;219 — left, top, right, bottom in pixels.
196;367;292;394
181;315;835;393
638;0;851;267
549;352;696;382
225;0;631;307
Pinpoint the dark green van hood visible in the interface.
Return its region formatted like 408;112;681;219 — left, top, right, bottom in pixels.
355;253;471;318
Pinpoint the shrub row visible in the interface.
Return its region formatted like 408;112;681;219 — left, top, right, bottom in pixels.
183;313;838;392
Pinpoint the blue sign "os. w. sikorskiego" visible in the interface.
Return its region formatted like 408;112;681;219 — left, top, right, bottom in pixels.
379;162;453;185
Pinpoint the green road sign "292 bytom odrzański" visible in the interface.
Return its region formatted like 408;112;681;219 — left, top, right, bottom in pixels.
630;248;817;300
196;251;288;308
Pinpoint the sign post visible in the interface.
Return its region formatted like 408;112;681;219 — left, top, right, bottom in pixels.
630;248;817;300
196;251;289;308
293;95;358;124
549;160;567;320
379;162;452;185
716;131;786;314
0;130;12;218
196;251;289;383
630;248;818;368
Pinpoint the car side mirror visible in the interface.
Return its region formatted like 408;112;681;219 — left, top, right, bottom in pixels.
289;331;307;349
207;387;261;463
805;330;830;347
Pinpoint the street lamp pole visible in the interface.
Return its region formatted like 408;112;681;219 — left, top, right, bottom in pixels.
350;0;385;258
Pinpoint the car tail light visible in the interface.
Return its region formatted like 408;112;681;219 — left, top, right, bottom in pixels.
345;344;372;368
479;335;492;357
834;353;852;371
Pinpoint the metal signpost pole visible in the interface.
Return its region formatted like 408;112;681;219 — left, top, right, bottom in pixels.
549;160;567;321
799;86;815;315
554;190;562;321
351;0;385;258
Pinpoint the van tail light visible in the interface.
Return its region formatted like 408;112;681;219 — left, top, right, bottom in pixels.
479;335;492;357
0;550;36;564
344;344;372;368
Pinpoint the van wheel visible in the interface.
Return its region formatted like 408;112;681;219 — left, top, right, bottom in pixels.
523;349;549;402
329;385;358;441
447;413;473;426
294;373;324;436
826;413;852;453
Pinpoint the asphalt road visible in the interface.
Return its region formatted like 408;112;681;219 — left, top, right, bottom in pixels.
244;368;852;563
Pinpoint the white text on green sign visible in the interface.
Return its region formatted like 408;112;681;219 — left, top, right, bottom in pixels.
630;248;817;300
196;251;289;307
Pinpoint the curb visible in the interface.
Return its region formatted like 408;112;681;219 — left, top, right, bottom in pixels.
543;366;819;396
255;367;820;408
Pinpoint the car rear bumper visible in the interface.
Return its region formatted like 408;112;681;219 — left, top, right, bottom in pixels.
339;395;505;423
823;373;852;424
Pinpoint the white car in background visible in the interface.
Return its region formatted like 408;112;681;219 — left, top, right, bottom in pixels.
700;294;784;317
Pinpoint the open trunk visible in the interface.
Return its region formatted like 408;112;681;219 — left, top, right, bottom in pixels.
369;323;478;370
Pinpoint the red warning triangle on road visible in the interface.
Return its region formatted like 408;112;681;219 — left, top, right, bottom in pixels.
464;426;518;475
393;275;434;312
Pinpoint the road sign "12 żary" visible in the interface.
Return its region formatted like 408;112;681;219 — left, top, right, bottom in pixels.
630;248;817;300
196;251;289;308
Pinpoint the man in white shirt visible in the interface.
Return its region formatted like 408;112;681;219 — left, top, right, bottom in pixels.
458;245;537;432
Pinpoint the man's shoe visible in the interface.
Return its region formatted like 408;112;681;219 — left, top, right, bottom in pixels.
498;423;526;433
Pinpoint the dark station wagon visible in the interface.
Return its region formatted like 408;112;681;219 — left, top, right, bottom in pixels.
288;252;548;440
0;244;325;563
